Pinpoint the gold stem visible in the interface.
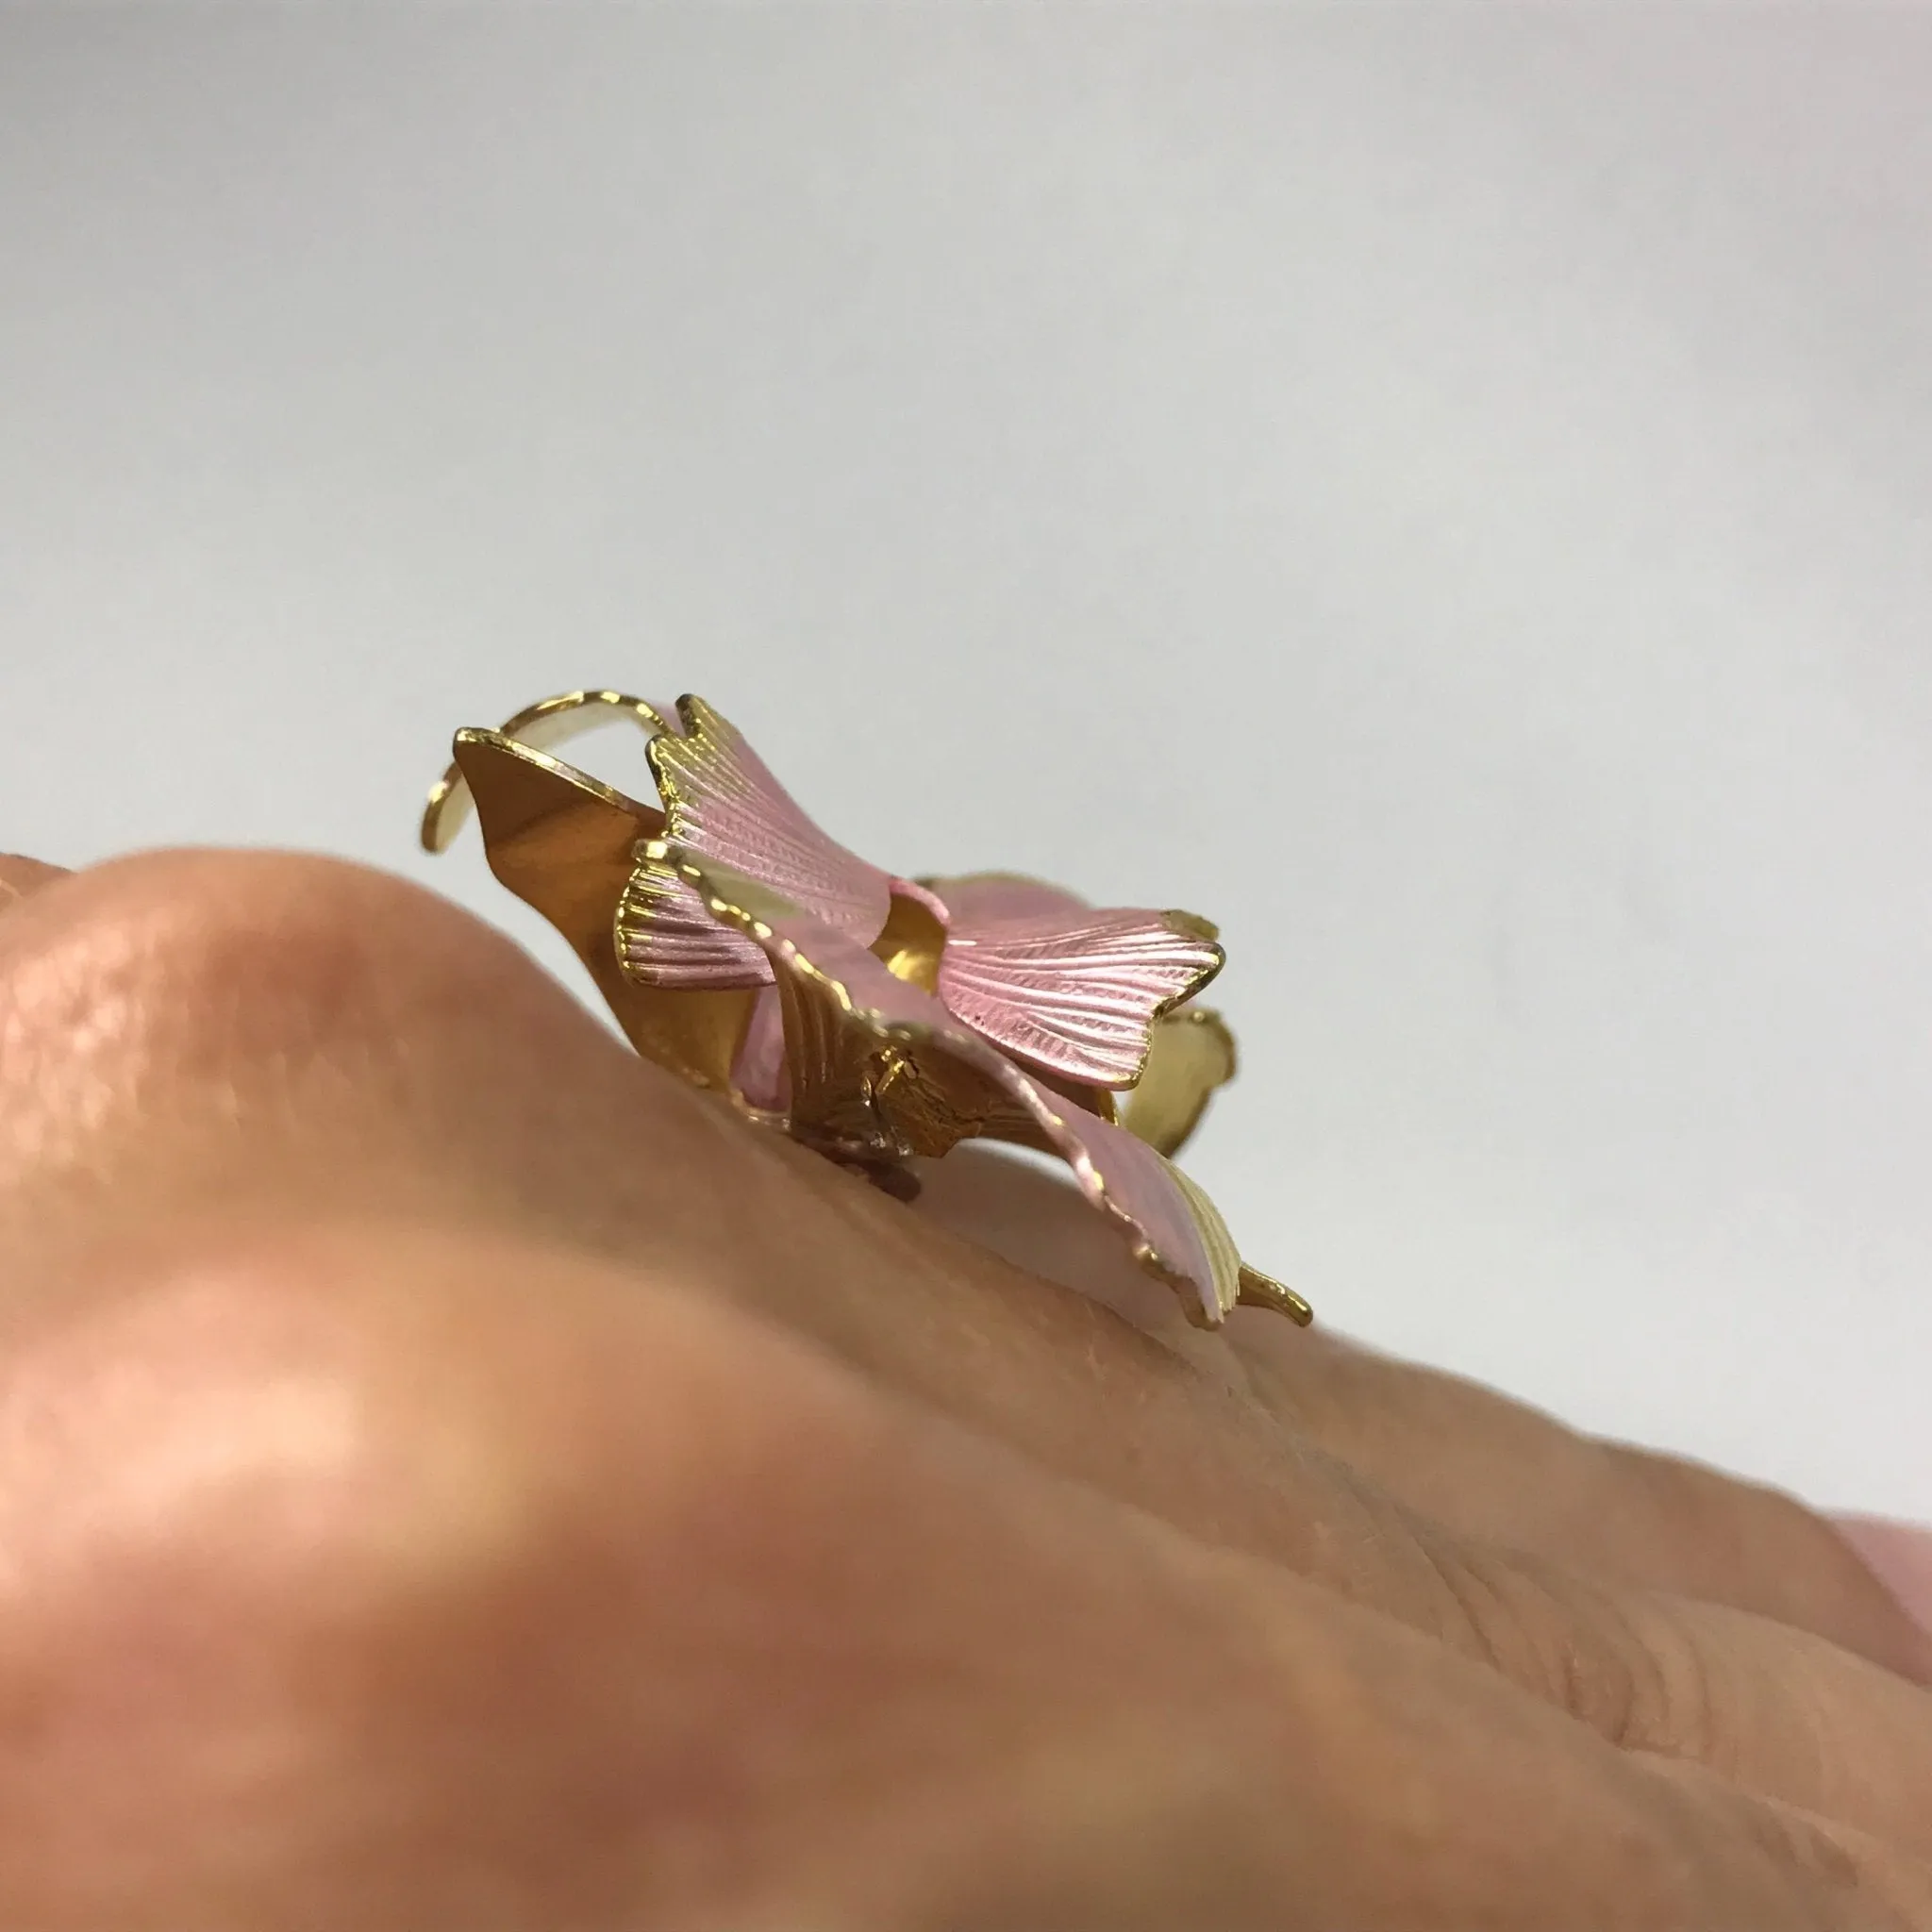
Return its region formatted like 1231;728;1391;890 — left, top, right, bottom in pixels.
1237;1266;1315;1326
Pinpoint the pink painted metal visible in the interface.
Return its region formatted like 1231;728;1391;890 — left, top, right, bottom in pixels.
615;700;1222;1094
731;984;791;1112
691;859;1243;1326
425;687;1285;1329
616;858;774;989
648;697;894;943
935;903;1222;1088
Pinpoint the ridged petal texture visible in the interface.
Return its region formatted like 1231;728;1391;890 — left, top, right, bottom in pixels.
679;854;1245;1326
616;696;896;990
651;697;893;940
616;853;774;989
931;875;1224;1089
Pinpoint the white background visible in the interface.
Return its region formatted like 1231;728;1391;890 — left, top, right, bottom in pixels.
4;8;1929;1515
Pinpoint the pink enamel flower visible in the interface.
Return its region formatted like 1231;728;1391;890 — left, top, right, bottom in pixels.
616;696;1224;1105
425;690;1306;1330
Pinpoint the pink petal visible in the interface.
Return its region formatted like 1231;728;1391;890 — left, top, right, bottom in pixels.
615;853;774;990
680;856;1245;1325
938;908;1224;1090
648;697;893;941
732;984;791;1111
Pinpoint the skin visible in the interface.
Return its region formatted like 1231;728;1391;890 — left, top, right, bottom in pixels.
2;845;1932;1928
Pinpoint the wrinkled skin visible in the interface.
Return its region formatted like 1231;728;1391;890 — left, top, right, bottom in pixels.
3;846;1932;1929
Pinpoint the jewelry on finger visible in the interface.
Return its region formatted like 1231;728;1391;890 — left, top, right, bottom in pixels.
424;690;1311;1333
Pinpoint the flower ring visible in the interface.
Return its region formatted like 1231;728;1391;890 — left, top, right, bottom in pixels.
424;690;1309;1332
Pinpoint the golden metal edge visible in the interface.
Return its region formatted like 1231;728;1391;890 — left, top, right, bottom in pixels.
422;690;675;854
424;691;1312;1328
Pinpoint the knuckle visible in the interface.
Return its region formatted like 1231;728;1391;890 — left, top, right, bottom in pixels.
1504;1564;1746;1778
1643;1758;1876;1924
0;852;578;1219
0;1227;858;1895
6;1217;876;1660
1417;1534;1687;1756
4;1241;551;1682
1732;1796;1866;1906
0;846;762;1293
1602;1441;1932;1684
0;850;492;1095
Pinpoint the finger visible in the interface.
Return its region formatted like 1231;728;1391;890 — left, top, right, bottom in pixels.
1235;1312;1932;1675
13;851;1932;1854
914;1143;1932;1685
6;1215;1921;1931
0;849;1490;1629
1633;1757;1932;1931
1419;1531;1932;1856
913;1128;1932;1848
1839;1517;1932;1633
0;854;67;909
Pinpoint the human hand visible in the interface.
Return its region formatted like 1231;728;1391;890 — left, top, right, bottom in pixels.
3;847;1930;1928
